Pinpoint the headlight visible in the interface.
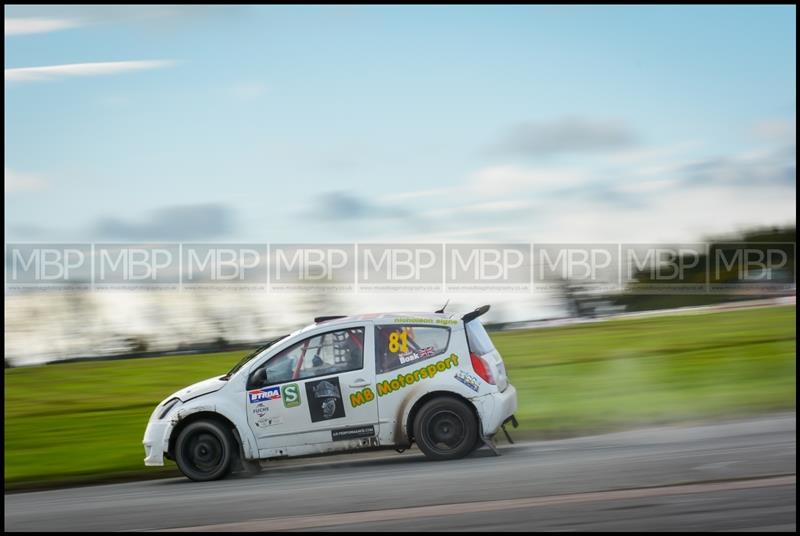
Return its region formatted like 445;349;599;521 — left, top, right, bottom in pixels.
157;397;181;420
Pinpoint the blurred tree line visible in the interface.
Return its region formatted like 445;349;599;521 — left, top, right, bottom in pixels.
610;226;796;312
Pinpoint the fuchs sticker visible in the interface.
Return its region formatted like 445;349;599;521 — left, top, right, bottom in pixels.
305;377;345;422
331;425;376;441
455;369;481;392
253;403;270;417
248;386;281;404
282;383;301;408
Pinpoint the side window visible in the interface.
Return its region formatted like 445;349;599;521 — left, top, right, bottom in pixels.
249;328;364;388
375;325;450;374
465;320;496;356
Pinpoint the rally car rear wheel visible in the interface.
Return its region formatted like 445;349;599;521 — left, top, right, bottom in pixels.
175;420;234;481
414;397;478;461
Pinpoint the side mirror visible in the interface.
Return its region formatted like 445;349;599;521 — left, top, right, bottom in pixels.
249;368;268;389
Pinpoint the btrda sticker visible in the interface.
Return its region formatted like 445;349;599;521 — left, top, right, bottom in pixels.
305;377;346;422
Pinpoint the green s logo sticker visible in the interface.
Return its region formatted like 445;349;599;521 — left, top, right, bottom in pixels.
282;383;301;408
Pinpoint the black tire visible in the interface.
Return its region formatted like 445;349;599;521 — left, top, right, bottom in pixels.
413;397;478;461
470;433;485;453
175;420;234;481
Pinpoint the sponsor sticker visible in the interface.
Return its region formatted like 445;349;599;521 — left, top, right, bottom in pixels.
331;425;376;441
376;354;459;397
282;383;302;408
255;415;284;428
248;386;281;404
393;318;458;325
305;377;346;422
349;386;375;408
253;403;270;417
455;369;481;392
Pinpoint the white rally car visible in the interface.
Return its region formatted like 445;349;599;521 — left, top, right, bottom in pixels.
143;305;518;481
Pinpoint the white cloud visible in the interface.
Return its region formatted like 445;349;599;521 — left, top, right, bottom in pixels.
4;17;83;35
541;183;796;243
467;200;532;213
372;133;795;244
470;164;589;196
603;141;704;167
753;119;796;143
230;82;267;100
492;117;639;157
5;168;47;193
5;60;175;83
379;187;455;203
424;200;533;219
390;225;529;242
615;178;681;194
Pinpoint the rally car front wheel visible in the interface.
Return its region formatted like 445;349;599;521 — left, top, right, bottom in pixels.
413;397;478;461
175;420;234;481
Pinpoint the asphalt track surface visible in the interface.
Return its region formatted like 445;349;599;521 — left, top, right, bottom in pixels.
5;413;796;532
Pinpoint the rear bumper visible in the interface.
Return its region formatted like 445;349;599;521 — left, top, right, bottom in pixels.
473;384;517;437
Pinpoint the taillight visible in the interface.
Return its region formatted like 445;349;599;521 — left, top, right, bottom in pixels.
470;352;495;385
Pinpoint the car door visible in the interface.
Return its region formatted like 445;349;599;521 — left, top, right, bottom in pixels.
245;323;379;456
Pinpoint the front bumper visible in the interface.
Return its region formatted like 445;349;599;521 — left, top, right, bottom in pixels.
142;420;169;466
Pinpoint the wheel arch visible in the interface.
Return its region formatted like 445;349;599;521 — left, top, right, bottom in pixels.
167;411;243;461
404;390;483;445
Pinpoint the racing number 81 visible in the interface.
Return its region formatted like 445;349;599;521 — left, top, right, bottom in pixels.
388;331;408;353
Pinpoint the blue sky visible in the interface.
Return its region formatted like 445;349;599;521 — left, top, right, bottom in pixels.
5;5;796;244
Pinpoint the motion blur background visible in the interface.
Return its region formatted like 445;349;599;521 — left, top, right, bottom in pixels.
4;4;796;498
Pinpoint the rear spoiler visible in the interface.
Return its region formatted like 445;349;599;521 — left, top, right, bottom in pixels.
461;305;490;323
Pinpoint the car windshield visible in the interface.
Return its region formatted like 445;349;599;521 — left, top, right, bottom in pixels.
221;335;289;379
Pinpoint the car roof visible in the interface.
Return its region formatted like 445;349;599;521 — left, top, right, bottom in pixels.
296;311;460;334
